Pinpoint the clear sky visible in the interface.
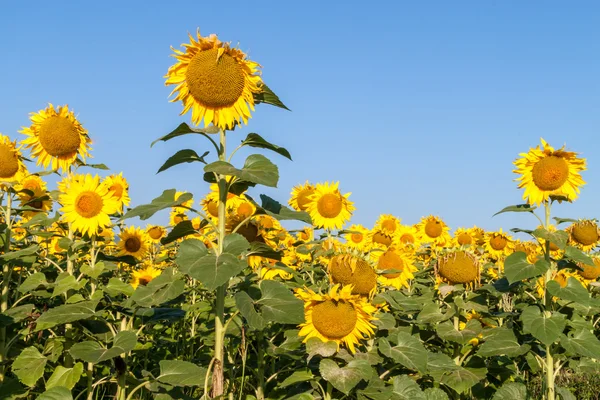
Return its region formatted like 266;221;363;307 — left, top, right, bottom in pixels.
1;1;599;233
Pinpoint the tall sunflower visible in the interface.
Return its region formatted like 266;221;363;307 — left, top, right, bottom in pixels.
289;181;316;212
296;284;377;353
20;104;92;171
416;215;451;246
60;174;119;237
117;226;150;259
484;229;514;259
0;134;27;184
437;250;480;286
306;182;354;230
567;219;599;252
513;138;586;205
104;173;130;212
165;31;263;130
328;253;378;297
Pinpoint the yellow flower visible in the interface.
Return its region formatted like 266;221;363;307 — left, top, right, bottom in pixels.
513;138;586;206
289;181;316;212
146;225;167;243
484;229;514;259
59;174;119;237
306;182;354;230
104;173;130;212
117;227;150;259
0;134;27;184
453;227;477;248
373;247;417;290
567;220;599;252
131;265;162;289
296;284;377;353
577;256;600;283
16;174;46;192
20;104;92;172
165;31;263;130
437;251;480;286
396;224;422;249
344;224;370;251
416;215;451;246
328;253;378;297
295;227;314;243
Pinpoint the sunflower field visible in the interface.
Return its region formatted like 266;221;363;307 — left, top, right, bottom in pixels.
1;30;600;400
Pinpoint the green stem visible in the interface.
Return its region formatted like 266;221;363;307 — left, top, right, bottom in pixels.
543;201;555;400
0;193;13;383
546;344;555;400
256;331;265;400
212;128;228;398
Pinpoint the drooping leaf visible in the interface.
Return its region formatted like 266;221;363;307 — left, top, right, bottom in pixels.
122;189;193;221
35;301;98;331
564;246;595;266
319;359;371;395
1;244;39;261
105;278;135;297
426;352;460;382
234;291;266;330
19;272;48;293
240;133;292;160
177;247;245;291
280;370;314;388
305;338;338;361
440;367;486;394
151;122;219;147
253;83;290;110
560;329;600;359
12;346;47;387
46;363;84;390
504;252;550;284
493;204;536;216
436;320;481;345
547;277;591;306
223;233;250;256
157;149;209;173
157;360;207;387
532;228;568;250
521;306;566;346
131;268;185;307
392;375;426;400
69;331;137;363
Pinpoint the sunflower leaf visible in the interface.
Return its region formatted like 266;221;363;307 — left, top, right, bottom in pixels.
493;204;536;216
254;83;290;111
157;360;207;387
245;194;311;224
204;154;279;187
69;331;137;363
257;280;304;324
378;332;428;373
234;291;266;331
157;149;210;173
121;189;193;221
34;301;99;332
151;122;220;147
240;133;292;160
564;246;595;266
521;306;566;346
12;346;48;387
319;359;370;395
547;277;591;306
492;382;529;400
161;220;196;245
131;267;184;307
532;228;568;250
504;252;550;284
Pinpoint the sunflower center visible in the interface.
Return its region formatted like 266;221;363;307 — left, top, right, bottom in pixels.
489;236;507;251
38;116;81;157
237;202;254;218
425;220;443;238
312;300;357;339
138;277;151;287
109;183;124;199
531;156;569;191
350;232;363;243
457;233;473;245
148;227;163;240
579;259;600;280
0;143;20;179
329;256;377;296
378;250;405;278
372;232;392;246
382;219;397;233
75;191;103;218
125;237;142;253
572;222;599;246
400;233;415;244
186;48;246;109
296;188;315;211
438;252;478;284
317;193;343;219
30;200;44;210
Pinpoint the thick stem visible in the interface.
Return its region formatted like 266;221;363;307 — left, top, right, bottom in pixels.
546;344;555;400
0;194;13;383
212;128;228;398
256;331;265;400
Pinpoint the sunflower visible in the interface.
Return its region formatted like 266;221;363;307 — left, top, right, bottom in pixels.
437;251;480;286
117;226;150;259
0;134;27;184
577;256;600;282
231;196;256;219
344;224;370;251
396;224;422;249
296;284;377;353
19;186;52;220
165;31;263;130
484;229;514;259
146;225;167;243
467;226;486;246
513;138;586;206
104;173;130;212
295;227;314;243
248;255;295;280
567;220;600;252
416;215;451;246
289;181;316;212
453;227;477;248
328;253;378;297
16;174;46;192
373;247;417;290
131;265;162;289
369;214;401;247
20;104;92;171
60;174;119;237
306;182;354;230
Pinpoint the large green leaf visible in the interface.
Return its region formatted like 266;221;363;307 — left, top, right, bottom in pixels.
560;329;600;359
392;375;426;400
378;332;428;373
436;320;481;345
105;278;135;297
122;190;193;221
52;273;85;297
46;363;84;390
69;331;137;363
157;149;209;173
1;244;39;261
12;346;47;387
223;233;250;256
547;277;591;306
477;327;530;357
240;133;292;160
492;382;529;400
234;290;266;330
417;302;454;324
177;244;245;290
204;154;279;187
151;122;219;147
426;352;459;382
564;246;594;266
521;306;566;346
19;272;48;293
533;228;568;250
131;268;185;307
257;280;304;324
38;387;73;400
305;338;338;360
440;367;486;394
255;194;311;224
160;220;196;245
35;301;98;331
493;204;536;216
424;388;450;400
280;370;314;388
504;252;549;284
157;360;207;387
319;359;371;395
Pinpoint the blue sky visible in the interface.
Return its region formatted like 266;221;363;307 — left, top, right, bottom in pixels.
1;1;599;233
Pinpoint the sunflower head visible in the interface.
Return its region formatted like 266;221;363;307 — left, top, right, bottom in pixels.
484;229;514;259
131;265;162;289
328;253;377;297
306;182;354;231
577;257;600;281
289;181;316;212
295;284;377;353
104;173;130;212
165;31;264;130
344;224;370;251
0;134;27;185
374;247;417;290
437;251;479;285
513;138;586;206
396;224;422;249
146;225;167;243
567;220;599;251
20;104;92;172
453;227;477;247
416;215;451;245
118;226;150;259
